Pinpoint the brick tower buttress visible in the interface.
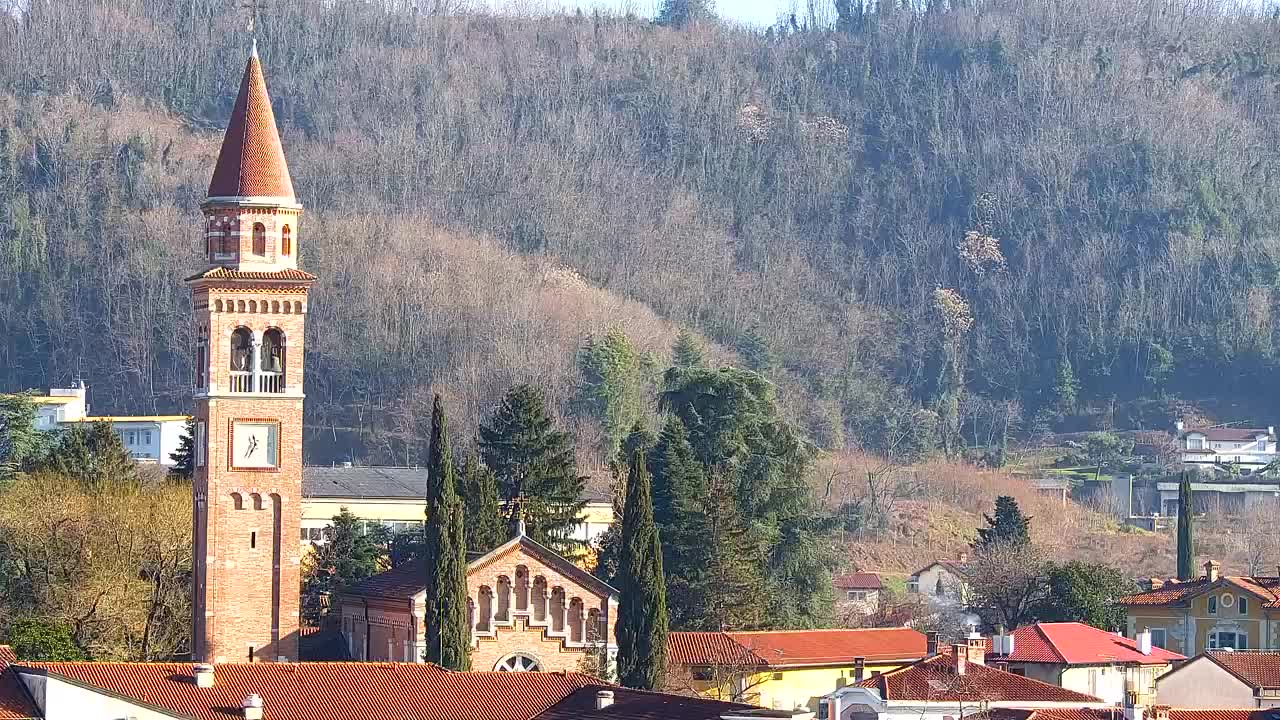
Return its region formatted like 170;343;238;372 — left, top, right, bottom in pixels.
187;45;314;664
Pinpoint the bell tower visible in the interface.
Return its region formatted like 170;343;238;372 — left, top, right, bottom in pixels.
187;43;312;663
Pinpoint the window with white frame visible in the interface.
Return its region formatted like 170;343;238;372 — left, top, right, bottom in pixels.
846;591;867;601
1149;628;1167;649
1188;436;1205;450
143;430;152;445
1208;595;1218;614
1208;631;1247;650
1240;596;1249;614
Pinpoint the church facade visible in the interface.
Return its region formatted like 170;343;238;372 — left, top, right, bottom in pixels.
338;533;619;673
187;43;312;664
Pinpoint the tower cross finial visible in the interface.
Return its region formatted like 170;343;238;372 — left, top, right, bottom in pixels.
240;0;264;38
513;494;527;537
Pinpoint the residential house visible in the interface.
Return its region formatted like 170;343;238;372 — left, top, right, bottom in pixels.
22;384;188;466
0;645;813;720
301;463;615;549
819;638;1110;720
833;573;882;615
667;628;927;713
908;554;972;605
1157;650;1280;709
336;527;617;672
1176;422;1278;474
1120;560;1280;655
985;623;1183;704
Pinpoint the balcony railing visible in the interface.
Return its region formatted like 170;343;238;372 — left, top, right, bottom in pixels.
229;371;253;393
258;372;283;394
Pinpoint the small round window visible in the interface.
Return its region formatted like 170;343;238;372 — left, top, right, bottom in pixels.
1222;593;1236;608
494;653;541;672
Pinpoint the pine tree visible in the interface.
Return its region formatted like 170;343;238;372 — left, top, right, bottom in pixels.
1053;356;1080;416
0;393;54;483
460;453;508;554
1177;472;1194;581
575;327;644;459
479;384;586;551
656;0;714;27
736;326;776;374
616;448;668;690
422;395;470;670
670;330;707;370
168;418;195;480
45;420;138;489
974;495;1031;549
649;416;701;534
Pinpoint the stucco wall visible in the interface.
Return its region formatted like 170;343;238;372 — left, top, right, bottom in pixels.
1158;656;1257;709
22;673;178;720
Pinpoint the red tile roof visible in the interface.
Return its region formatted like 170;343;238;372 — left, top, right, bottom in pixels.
857;654;1103;703
184;266;317;282
667;632;767;667
1121;575;1280;608
1182;427;1273;442
727;628;926;668
0;648;36;720
1204;650;1280;688
988;709;1280;720
993;623;1183;665
535;685;754;720
20;662;597;720
207;49;296;200
833;573;883;590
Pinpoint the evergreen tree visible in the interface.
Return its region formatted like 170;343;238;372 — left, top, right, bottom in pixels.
650;416;701;530
301;509;391;624
575;327;645;459
168;418;195;480
1034;561;1133;630
479;384;586;551
44;420;138;488
736;326;776;375
616;448;668;690
7;618;88;661
974;495;1031;549
656;0;714;27
670;329;707;370
459;453;508;554
1052;356;1079;416
0;393;53;483
1177;472;1194;581
422;395;470;670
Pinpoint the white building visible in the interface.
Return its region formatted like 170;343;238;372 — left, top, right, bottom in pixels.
26;384;189;467
1177;422;1278;473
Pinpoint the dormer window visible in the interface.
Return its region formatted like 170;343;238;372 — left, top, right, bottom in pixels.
1188;436;1205;450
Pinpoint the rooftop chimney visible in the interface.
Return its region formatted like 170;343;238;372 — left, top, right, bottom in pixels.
1205;560;1220;583
951;643;968;675
242;693;264;720
595;690;614;710
926;631;940;657
1137;629;1152;656
1149;578;1164;591
966;631;986;666
1174;420;1185;433
193;663;215;689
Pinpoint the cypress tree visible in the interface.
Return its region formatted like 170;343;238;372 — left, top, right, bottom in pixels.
616;448;668;690
1177;472;1194;581
479;384;586;551
460;453;508;554
974;495;1031;549
422;395;470;670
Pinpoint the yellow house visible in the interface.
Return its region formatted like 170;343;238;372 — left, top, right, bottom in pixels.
300;464;615;551
1121;559;1280;655
666;627;927;713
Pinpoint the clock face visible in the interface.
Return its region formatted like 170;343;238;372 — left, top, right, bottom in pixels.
232;421;278;469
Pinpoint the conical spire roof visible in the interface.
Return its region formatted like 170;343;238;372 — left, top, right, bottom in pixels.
207;45;295;200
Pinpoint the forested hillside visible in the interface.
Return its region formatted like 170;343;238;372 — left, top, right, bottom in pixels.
4;0;1280;462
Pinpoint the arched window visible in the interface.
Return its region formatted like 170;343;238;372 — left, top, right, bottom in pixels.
568;598;584;643
550;588;566;634
493;653;541;672
195;337;208;389
496;576;512;623
252;222;266;256
281;225;291;256
260;328;285;393
230;328;252;371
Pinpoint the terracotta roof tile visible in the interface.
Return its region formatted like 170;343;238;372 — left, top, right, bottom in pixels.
726;628;926;667
1120;576;1280;608
992;623;1183;665
667;632;767;667
1206;650;1280;688
833;573;883;590
184;266;316;282
342;558;426;600
857;654;1103;703
208;49;295;200
996;709;1280;720
534;685;754;720
18;662;595;720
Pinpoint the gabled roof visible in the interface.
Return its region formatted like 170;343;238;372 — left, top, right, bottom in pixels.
207;46;295;200
303;465;428;500
912;559;971;579
341;534;618;603
1120;574;1280;608
992;623;1183;666
856;654;1103;703
1185;651;1280;689
833;572;883;590
535;685;754;720
1181;427;1273;441
668;628;925;669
